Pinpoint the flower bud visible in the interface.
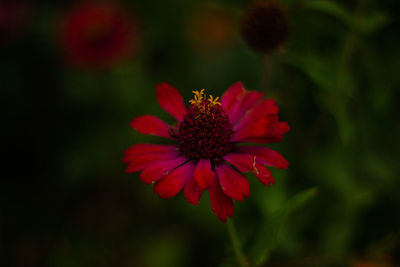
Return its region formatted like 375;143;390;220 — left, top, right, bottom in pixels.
241;1;289;53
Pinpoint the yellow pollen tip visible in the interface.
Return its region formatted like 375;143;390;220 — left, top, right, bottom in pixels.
189;89;221;107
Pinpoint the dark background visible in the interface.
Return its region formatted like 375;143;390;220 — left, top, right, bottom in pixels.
2;0;400;266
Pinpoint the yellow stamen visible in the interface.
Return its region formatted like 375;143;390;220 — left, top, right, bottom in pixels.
189;89;221;107
208;95;221;106
189;89;221;120
189;89;205;105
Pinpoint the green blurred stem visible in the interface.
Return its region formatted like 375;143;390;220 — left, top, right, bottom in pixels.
227;219;249;267
261;54;272;94
334;0;366;144
337;0;367;90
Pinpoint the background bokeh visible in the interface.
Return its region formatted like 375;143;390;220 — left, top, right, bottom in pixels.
2;0;400;266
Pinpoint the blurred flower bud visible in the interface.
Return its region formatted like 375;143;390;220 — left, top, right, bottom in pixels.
241;1;288;54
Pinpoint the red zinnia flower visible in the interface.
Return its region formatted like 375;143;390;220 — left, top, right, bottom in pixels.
123;82;289;221
60;2;138;69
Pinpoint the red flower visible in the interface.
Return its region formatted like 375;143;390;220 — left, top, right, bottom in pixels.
60;2;138;69
123;82;289;221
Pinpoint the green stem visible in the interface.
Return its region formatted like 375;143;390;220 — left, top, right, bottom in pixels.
227;219;249;267
334;0;365;144
337;0;365;90
261;54;272;94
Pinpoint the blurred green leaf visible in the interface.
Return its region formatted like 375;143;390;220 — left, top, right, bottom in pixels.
250;188;318;266
286;187;318;212
333;105;354;146
140;233;188;267
304;0;351;25
285;49;357;144
355;12;389;34
284;52;336;92
305;1;389;35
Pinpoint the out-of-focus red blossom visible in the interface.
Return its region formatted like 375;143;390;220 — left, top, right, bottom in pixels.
0;0;31;44
187;7;237;53
123;82;289;222
60;2;139;69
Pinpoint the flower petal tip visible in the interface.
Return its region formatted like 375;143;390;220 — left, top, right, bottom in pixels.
156;82;187;121
130;115;171;138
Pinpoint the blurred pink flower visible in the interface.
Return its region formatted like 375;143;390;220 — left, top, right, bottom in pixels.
60;2;139;69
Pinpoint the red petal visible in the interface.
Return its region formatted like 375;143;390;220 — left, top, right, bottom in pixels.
221;82;245;113
253;163;275;186
130;115;171;138
240;122;290;143
223;153;257;173
184;176;203;206
238;146;289;169
215;164;249;201
208;177;234;222
193;159;215;189
233;99;278;130
123;143;175;158
231;113;289;144
154;162;195;198
156;83;187;122
228;91;263;125
275;122;290;135
123;144;179;173
224;153;275;186
140;156;187;184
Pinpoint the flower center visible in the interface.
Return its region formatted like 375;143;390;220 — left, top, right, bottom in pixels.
178;90;234;160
